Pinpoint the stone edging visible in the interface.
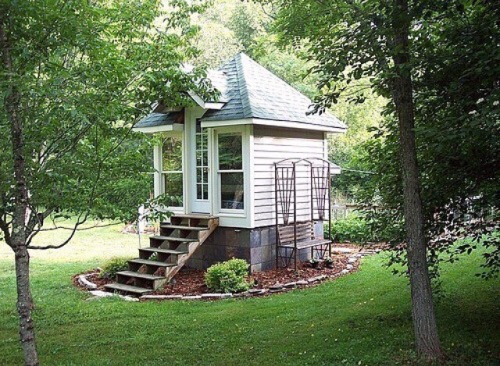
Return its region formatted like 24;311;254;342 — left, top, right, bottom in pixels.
78;274;139;302
82;249;380;302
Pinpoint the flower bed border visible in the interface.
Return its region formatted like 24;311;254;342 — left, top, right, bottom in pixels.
75;246;383;302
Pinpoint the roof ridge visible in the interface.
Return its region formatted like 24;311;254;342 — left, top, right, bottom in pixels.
233;53;252;118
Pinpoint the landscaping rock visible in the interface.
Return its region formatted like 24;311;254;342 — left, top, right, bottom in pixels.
201;293;233;299
120;295;139;302
89;290;114;298
346;264;354;270
78;274;97;290
233;292;249;298
268;288;283;293
249;289;268;296
348;257;357;264
88;290;139;302
296;280;308;286
341;269;350;275
283;282;297;288
333;248;355;254
248;288;264;294
141;295;183;300
269;284;283;291
183;295;202;300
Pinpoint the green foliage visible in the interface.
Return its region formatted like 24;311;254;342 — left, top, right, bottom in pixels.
329;215;371;243
190;0;268;67
0;0;212;246
204;258;251;293
328;213;394;244
99;257;130;279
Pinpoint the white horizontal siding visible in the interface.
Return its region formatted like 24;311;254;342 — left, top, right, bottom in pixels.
252;126;327;227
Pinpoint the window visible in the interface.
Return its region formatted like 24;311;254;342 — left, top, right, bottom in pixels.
195;123;209;200
162;136;183;207
218;133;244;210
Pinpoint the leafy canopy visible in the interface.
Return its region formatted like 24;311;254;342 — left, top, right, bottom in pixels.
0;0;211;247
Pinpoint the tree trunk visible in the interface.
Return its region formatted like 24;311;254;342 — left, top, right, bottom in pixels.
391;0;443;361
14;244;39;366
1;18;40;366
7;87;40;366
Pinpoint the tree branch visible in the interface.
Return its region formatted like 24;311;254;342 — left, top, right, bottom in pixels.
0;214;12;247
28;212;89;250
35;221;122;232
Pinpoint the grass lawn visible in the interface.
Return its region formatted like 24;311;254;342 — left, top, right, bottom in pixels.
0;223;498;365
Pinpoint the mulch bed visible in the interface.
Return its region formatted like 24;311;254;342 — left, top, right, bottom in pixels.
73;244;381;297
152;254;351;296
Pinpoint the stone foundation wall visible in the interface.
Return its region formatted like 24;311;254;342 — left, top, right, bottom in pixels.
186;221;325;272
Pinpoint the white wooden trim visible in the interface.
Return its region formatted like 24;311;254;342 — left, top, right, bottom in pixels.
185;106;210;214
248;125;255;228
212;125;252;228
156;131;186;211
187;91;225;110
133;123;184;134
201;118;346;133
153;145;162;198
201;119;251;128
254;118;346;133
205;102;225;110
331;166;341;175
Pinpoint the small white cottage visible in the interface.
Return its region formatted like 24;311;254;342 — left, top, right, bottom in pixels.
105;53;346;294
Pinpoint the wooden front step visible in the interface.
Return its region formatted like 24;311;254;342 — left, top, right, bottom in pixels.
139;247;188;255
104;283;152;295
160;224;208;231
116;271;164;281
129;259;176;268
150;236;198;242
105;213;219;296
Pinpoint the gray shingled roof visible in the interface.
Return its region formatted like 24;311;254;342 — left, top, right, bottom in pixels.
136;53;346;131
135;111;184;129
202;53;346;130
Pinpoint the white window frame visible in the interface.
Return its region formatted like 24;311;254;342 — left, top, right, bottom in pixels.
213;125;251;219
159;131;185;210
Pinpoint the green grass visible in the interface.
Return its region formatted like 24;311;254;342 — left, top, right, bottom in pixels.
0;224;498;365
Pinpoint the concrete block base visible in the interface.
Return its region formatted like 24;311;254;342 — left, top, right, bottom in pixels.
186;221;325;272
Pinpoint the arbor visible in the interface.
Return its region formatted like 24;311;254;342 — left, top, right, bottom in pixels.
0;1;208;364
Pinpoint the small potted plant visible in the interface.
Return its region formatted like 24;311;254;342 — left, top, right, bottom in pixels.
324;256;334;269
309;258;320;269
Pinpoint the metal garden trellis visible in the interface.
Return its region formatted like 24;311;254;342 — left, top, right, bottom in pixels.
274;157;335;270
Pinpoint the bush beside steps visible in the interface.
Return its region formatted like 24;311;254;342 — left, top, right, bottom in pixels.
204;258;252;293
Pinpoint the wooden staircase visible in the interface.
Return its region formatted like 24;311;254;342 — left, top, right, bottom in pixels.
104;214;218;296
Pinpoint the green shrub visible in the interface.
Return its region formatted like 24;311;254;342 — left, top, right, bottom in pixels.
327;213;373;243
205;258;251;293
99;257;130;279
